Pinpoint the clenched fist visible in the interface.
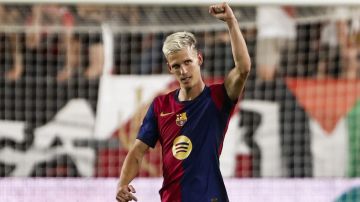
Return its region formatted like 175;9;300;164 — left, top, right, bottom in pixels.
209;2;236;22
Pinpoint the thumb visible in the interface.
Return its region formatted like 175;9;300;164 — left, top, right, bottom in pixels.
128;185;136;193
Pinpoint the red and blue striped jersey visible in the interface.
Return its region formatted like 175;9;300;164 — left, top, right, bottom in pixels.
137;83;236;202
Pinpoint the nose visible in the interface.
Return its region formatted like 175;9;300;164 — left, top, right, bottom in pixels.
180;65;188;75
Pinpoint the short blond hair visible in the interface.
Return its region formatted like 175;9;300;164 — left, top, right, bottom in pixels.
162;31;197;58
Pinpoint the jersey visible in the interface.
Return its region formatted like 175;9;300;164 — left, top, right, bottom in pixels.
137;83;236;202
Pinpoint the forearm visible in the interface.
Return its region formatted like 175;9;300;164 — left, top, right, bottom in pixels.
119;150;142;186
227;18;251;74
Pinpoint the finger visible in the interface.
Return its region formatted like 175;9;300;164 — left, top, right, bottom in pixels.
127;192;138;201
209;5;224;14
223;2;231;12
118;189;137;201
117;190;130;201
214;6;225;14
123;194;132;201
116;195;126;202
213;3;226;12
128;185;136;193
209;6;214;14
117;192;136;202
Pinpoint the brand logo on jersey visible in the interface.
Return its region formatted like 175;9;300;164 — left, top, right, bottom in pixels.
172;135;192;160
160;111;174;117
175;112;187;126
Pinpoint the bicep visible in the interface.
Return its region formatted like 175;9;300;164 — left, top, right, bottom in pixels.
129;139;150;160
224;67;249;101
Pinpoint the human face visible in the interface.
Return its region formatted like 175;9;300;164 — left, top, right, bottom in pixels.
167;47;203;90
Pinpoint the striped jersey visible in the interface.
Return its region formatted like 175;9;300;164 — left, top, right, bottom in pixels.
137;83;236;202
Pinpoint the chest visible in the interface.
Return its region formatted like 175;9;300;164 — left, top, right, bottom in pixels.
156;96;220;144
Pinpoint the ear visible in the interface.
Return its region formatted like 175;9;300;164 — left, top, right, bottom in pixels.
197;51;203;66
167;62;173;73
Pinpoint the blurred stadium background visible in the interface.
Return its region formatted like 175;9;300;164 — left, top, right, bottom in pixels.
0;0;359;201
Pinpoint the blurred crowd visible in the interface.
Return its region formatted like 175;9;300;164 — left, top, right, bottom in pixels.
0;4;358;83
0;4;358;133
0;5;108;82
256;6;360;81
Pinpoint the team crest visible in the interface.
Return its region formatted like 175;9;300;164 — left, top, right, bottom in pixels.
176;112;187;126
172;135;192;160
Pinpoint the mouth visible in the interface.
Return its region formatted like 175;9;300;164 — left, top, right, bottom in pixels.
180;76;192;83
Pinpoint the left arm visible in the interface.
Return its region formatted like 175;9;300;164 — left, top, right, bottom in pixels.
209;3;251;101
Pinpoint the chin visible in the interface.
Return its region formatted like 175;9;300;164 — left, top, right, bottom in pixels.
181;83;193;90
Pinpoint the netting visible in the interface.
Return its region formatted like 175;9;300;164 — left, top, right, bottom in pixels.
0;3;359;181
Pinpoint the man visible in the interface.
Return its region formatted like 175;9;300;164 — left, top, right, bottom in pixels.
116;3;251;202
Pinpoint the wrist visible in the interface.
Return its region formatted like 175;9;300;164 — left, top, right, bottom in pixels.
227;16;237;21
226;17;238;27
118;178;128;187
118;182;128;190
226;16;237;24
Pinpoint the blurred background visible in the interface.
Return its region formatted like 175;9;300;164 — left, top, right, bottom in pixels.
0;0;359;201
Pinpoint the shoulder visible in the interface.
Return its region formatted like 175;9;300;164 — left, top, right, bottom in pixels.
208;83;236;110
152;89;178;111
154;89;177;103
208;83;227;102
208;83;226;93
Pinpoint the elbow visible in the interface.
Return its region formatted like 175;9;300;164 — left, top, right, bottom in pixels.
244;58;251;74
237;57;251;75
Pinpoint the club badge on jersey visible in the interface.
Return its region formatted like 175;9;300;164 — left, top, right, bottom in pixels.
176;112;187;126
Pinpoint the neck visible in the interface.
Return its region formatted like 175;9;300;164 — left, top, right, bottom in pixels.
178;81;205;101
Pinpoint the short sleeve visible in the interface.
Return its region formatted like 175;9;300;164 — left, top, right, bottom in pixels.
221;83;237;111
136;102;159;148
210;83;237;114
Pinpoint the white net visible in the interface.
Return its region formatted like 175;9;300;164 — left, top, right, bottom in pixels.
0;3;359;182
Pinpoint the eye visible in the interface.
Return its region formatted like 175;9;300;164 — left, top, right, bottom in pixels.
184;60;192;65
172;64;180;70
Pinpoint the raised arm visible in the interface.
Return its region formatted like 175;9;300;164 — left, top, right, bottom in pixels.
116;139;149;202
209;2;251;101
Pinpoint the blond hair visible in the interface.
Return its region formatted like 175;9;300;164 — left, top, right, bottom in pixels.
162;31;197;58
